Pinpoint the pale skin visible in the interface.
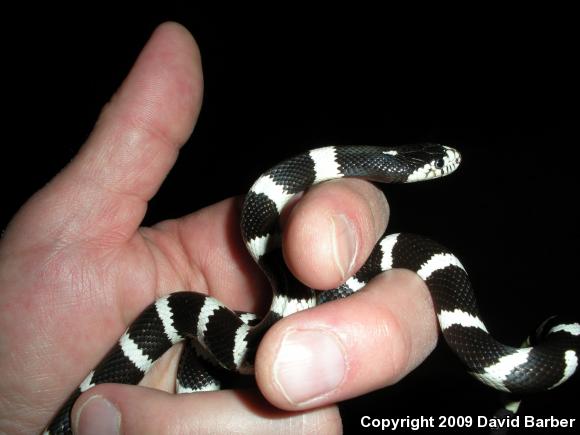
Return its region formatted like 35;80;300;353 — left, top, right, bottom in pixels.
0;23;438;434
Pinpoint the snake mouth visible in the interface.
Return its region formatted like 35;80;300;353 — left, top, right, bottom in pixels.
444;145;461;161
443;146;462;173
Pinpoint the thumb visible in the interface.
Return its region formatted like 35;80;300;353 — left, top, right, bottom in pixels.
71;384;342;435
5;22;202;252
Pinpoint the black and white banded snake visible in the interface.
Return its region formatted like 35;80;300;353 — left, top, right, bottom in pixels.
46;144;579;434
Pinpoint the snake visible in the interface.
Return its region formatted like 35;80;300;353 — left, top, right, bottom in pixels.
45;144;579;434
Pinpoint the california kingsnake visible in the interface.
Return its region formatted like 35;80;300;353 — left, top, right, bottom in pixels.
46;144;580;434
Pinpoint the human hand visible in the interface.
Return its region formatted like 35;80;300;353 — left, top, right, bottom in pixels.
0;23;437;434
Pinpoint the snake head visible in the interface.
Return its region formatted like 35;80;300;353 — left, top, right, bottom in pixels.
384;143;461;182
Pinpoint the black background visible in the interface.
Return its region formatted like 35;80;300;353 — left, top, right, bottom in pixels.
3;6;578;434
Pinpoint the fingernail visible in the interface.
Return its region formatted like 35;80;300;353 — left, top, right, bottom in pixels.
274;329;347;405
74;395;120;435
330;214;357;280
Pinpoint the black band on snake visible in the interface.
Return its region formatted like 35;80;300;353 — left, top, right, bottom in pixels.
45;144;580;434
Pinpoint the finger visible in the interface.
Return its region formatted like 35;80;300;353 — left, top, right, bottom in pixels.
71;384;342;435
255;269;438;410
7;22;203;248
283;178;389;289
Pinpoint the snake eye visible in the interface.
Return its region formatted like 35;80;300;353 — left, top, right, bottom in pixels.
435;158;445;169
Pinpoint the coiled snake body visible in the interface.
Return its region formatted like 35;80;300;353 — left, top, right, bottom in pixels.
46;144;579;434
